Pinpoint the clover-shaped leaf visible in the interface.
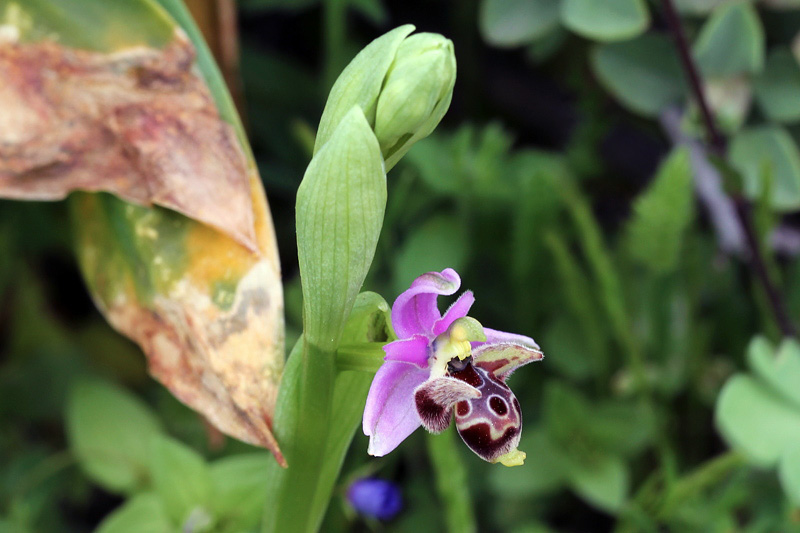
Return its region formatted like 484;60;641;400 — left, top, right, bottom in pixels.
716;337;800;502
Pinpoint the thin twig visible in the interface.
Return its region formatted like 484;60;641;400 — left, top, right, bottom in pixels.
661;108;800;257
660;0;798;338
661;0;725;156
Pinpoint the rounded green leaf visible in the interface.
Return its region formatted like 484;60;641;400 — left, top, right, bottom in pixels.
754;48;800;123
67;380;163;494
480;0;560;47
779;446;800;505
715;374;800;466
729;126;800;211
149;435;212;526
693;2;764;78
591;34;685;116
564;454;629;512
96;493;173;533
210;453;272;531
561;0;649;42
747;337;800;409
674;0;733;15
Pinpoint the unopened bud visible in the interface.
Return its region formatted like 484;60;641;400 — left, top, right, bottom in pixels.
374;33;456;168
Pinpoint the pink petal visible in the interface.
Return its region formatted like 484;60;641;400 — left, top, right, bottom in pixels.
432;291;475;336
383;335;431;368
363;361;429;456
473;342;544;380
391;268;462;339
482;327;540;350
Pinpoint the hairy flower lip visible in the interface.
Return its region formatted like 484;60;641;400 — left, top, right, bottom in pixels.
363;268;542;461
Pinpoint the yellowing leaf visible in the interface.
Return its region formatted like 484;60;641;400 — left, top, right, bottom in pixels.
0;0;285;464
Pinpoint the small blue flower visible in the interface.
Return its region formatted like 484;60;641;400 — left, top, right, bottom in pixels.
347;478;403;521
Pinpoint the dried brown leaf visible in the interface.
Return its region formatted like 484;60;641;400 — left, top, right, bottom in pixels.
0;31;257;251
1;31;286;465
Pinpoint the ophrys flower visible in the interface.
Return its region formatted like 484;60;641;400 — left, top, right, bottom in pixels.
363;268;543;466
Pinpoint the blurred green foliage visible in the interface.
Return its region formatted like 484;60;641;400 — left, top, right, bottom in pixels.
4;0;800;531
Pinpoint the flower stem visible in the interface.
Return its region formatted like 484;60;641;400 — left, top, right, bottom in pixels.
262;339;336;533
336;342;386;373
323;0;347;91
426;426;478;533
658;450;745;518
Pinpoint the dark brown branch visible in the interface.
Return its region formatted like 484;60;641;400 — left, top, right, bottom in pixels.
661;0;725;156
660;0;798;338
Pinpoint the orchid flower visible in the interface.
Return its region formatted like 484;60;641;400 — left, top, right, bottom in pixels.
363;268;543;467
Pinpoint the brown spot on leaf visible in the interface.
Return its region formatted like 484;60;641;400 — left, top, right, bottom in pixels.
0;32;258;251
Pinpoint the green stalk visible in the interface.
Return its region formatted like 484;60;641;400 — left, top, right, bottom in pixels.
262;340;336;533
426;426;477;533
658;451;745;518
323;0;347;91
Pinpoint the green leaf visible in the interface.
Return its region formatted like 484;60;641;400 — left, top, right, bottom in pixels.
626;148;694;274
393;215;468;295
4;0;173;50
314;25;414;154
544;233;609;379
210;453;272;532
96;492;173;533
674;0;733;15
591;34;685;116
746;337;800;409
479;0;560;47
561;0;649;42
715;374;800;466
349;0;388;24
149;435;212;527
779;446;800;505
296;106;387;349
542;316;597;381
694;2;764;78
564;453;629;512
557;178;639;377
585;401;655;456
543;382;591;446
67;380;162;494
754;48;800;123
730;126;800;212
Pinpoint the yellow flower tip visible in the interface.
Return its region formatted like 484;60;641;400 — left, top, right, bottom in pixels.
495;448;526;467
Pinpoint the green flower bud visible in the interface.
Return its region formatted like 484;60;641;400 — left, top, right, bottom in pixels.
375;33;456;169
315;25;456;172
